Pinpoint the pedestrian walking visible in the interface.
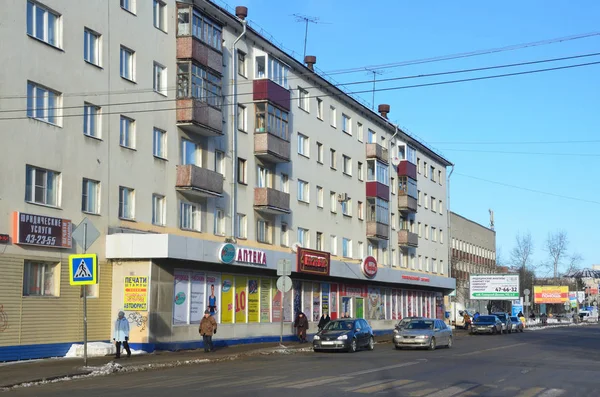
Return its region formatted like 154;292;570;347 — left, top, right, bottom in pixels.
318;312;331;331
463;312;472;330
294;312;309;343
113;311;131;359
199;309;218;352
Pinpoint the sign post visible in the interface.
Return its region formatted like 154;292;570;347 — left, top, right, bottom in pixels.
276;274;292;346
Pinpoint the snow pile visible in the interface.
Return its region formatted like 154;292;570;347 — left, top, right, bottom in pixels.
65;342;147;358
527;322;595;332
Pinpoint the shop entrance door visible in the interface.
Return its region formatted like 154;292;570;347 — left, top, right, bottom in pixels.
341;297;352;318
355;298;364;319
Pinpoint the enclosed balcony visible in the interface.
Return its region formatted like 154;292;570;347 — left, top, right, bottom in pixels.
398;193;418;213
254;102;291;163
366;143;388;164
397;160;417;180
254;133;290;163
176;5;223;71
176;37;222;72
176;165;223;198
366;221;389;240
254;187;291;214
398;229;418;248
253;80;290;111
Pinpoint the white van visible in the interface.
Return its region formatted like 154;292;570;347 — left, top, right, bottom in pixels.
579;310;599;322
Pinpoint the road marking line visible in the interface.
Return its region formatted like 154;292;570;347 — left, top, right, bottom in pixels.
343;379;397;392
343;360;422;376
454;384;497;396
287;376;351;388
268;376;331;388
409;388;440;396
202;376;281;389
538;389;566;397
515;387;545;397
455;343;527;357
395;381;429;390
426;383;478;397
354;379;413;393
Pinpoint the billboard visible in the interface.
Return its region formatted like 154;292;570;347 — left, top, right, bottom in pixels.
469;274;519;300
533;286;569;304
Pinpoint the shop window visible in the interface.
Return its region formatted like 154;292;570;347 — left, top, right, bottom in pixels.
23;261;59;297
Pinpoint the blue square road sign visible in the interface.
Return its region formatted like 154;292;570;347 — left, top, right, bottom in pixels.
69;254;98;286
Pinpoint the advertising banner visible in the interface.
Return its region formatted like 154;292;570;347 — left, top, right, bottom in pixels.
248;279;259;323
235;276;247;323
173;271;190;325
303;283;312;318
312;283;321;321
260;278;271;322
12;211;72;249
221;275;234;323
124;276;148;311
297;247;330;275
533;286;569;304
284;288;293;322
190;273;205;324
321;283;330;316
293;280;302;319
330;284;338;320
392;289;398;320
469;274;519;300
271;282;282;323
206;273;220;320
511;298;523;317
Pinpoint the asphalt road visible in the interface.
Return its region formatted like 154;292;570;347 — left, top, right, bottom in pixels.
7;325;600;397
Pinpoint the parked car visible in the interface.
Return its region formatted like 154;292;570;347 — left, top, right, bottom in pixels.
393;317;423;332
393;318;453;350
470;315;503;335
492;312;513;334
579;310;599;322
509;316;524;333
313;319;374;353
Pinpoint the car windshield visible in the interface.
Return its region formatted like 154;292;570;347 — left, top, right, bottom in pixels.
323;321;354;331
475;316;496;323
397;319;412;328
406;320;434;330
495;314;507;321
510;317;519;322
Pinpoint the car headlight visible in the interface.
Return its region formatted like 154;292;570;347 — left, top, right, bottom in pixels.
489;325;495;328
417;335;430;339
393;329;399;334
313;335;320;340
337;335;348;340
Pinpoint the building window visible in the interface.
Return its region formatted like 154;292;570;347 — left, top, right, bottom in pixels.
418;222;422;237
297;134;309;157
358;201;364;220
330;106;337;127
366;160;389;185
176;8;222;49
432;227;437;242
358;162;363;181
417;158;421;174
23;261;58;297
418;190;422;206
120;46;134;81
83;28;100;66
440;260;444;275
180;201;201;231
357;122;364;142
153;62;167;95
367;198;389;224
391;177;396;194
316;142;324;163
425;224;429;240
391;213;396;230
330;191;337;213
316;232;323;251
367;129;376;143
27;1;60;47
440;229;444;244
316;98;323;120
438;170;442;185
280;173;289;193
358;241;364;258
237;104;247;132
431;196;436;212
181;138;199;165
330;235;337;255
25;165;60;207
215;150;225;174
439;200;443;215
392;249;397;267
119;116;135;148
118;186;135;219
26;81;60;125
342;114;352;135
342;238;352;258
341;199;352;217
426;257;430;272
237;158;247;184
430;166;435;182
236;213;247;238
120;0;135;13
83;103;100;138
153;0;166;31
424;193;428;209
254;54;289;87
297;180;309;203
280;223;289;247
214;208;225;235
153;128;166;159
255;103;289;140
424;162;428;178
82;178;100;214
152;194;166;226
257;220;271;244
298;87;309;111
256;165;272;188
342;155;352;176
316;186;323;208
330;149;336;169
399;176;418;199
237;50;247;77
177;62;222;107
298;228;309;248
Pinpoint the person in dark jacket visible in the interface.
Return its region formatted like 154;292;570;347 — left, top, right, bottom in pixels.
318;312;331;331
294;312;309;343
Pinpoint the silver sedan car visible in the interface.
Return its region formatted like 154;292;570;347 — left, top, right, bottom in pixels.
394;318;453;350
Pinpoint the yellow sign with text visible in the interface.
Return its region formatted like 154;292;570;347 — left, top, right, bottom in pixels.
124;276;148;311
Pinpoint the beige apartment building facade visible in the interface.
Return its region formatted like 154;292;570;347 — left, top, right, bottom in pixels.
0;0;454;360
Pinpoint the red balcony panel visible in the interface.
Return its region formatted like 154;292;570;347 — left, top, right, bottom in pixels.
177;37;222;73
366;181;389;200
397;160;417;180
253;80;291;111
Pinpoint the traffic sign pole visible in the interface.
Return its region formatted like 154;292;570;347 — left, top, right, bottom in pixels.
83;222;88;367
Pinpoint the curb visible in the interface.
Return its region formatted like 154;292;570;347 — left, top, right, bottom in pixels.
0;371;92;390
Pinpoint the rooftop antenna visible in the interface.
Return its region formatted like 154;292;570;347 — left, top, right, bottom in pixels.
293;14;331;59
365;68;387;111
489;209;495;230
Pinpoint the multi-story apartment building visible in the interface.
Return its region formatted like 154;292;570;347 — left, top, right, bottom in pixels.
0;0;454;361
449;212;497;316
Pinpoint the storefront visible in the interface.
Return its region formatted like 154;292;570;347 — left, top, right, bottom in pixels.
106;234;455;352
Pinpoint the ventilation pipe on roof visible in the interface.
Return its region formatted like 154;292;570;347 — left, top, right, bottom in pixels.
378;104;390;119
304;55;317;71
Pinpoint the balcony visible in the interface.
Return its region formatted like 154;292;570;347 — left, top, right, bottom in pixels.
176;99;223;137
366;143;388;164
398;229;418;248
176;36;222;72
254;187;291;214
366;221;389;240
254;133;291;163
397;160;417;180
398;194;418;213
253;80;291;111
366;181;389;200
176;165;224;198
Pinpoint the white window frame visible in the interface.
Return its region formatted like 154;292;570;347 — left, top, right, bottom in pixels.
316;232;323;251
367;129;376;143
153;0;167;31
316;142;323;163
330;191;337;213
118;186;135;220
280;223;289;247
357;122;364;142
342;155;352;176
237;104;247;132
181;138;200;165
215;150;225;174
280;173;289;193
316;186;324;208
316;98;323;120
214;208;225;236
26;1;61;48
330;235;338;256
297;133;309;157
236;213;247;239
27;81;60;125
342;114;352;135
120;0;136;13
298;228;309;248
180;201;201;231
330;149;336;169
237;158;247;184
342;238;352;258
341;199;352;217
358;201;364;220
120;46;135;81
23;261;59;297
358;162;363;181
298;87;309;111
153;62;167;95
330;106;337;127
82;178;100;214
83;28;100;66
83;103;100;138
152;194;166;226
25;165;61;207
257;220;271;244
297;179;309;203
153;127;167;159
237;50;247;77
119;116;135;148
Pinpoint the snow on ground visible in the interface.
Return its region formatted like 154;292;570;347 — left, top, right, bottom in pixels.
65;342;147;358
526;321;595;331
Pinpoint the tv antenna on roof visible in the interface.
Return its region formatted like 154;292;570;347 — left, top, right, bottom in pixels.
364;68;387;110
293;14;332;59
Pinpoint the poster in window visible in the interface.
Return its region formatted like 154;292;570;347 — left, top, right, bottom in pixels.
312;283;321;321
271;281;282;322
302;282;312;318
341;296;351;318
385;289;391;320
221;274;234;324
293;280;302;319
330;284;338;320
283;287;293;322
248;279;259;323
260;278;271;322
206;273;221;322
190;272;206;324
321;283;330;316
367;287;383;320
235;276;247;323
173;270;190;325
392;289;398;320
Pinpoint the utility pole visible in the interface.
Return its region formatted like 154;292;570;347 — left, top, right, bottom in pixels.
293;14;331;59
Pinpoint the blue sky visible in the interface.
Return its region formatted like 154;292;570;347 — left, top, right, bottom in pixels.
220;0;599;272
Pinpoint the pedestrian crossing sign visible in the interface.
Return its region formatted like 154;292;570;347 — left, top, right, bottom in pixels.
68;254;98;286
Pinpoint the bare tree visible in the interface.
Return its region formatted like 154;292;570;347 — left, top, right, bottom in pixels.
546;230;569;279
511;232;534;270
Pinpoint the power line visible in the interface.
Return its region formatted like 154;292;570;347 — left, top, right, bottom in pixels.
0;53;600;115
430;139;600;145
437;148;600;157
2;59;599;122
454;172;600;205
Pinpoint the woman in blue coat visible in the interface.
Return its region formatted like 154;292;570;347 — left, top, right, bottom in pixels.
113;311;131;359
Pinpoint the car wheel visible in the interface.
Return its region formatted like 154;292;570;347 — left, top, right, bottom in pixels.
395;345;402;350
367;336;375;351
428;337;436;351
348;338;357;353
447;336;453;349
313;348;321;353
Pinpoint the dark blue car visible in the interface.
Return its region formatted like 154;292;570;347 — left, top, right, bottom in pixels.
313;319;375;353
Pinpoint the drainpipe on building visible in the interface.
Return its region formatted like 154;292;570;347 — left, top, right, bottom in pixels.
447;164;455;324
388;124;399;267
230;9;248;241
